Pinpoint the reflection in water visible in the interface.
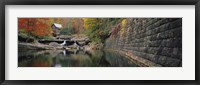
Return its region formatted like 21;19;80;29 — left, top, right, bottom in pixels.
18;49;139;67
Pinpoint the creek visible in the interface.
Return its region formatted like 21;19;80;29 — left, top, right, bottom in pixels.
18;49;139;67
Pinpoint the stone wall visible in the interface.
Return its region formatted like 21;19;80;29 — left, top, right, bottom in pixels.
105;18;182;67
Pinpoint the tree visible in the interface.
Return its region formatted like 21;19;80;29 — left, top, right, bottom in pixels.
83;18;98;30
18;18;52;38
83;18;111;43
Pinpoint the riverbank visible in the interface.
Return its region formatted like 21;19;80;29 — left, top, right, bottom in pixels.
18;42;64;50
18;41;103;51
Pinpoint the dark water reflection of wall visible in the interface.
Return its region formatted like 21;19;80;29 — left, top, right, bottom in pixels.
18;49;139;67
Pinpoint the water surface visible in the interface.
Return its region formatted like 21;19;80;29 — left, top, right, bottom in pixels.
18;49;139;67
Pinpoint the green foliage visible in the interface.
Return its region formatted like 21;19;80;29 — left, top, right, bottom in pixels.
18;28;26;34
18;29;52;40
41;36;53;40
110;18;122;25
60;27;75;35
84;18;123;43
19;28;35;40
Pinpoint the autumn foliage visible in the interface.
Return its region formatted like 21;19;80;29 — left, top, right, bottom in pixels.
18;18;125;42
18;18;52;38
83;18;98;30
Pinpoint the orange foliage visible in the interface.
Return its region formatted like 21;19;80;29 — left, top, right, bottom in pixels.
18;18;52;37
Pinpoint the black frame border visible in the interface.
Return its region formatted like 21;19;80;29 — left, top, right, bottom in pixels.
0;0;199;85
